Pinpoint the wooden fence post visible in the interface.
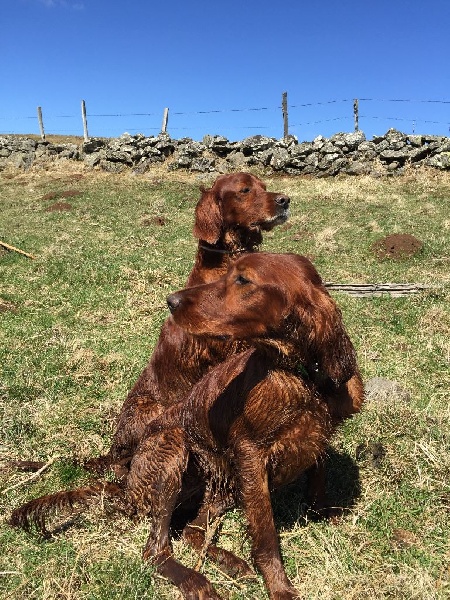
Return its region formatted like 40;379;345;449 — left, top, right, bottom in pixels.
81;100;89;141
37;106;45;141
282;92;289;139
353;99;359;132
161;108;169;134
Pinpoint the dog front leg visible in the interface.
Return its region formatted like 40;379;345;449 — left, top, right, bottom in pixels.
128;429;221;599
235;440;300;600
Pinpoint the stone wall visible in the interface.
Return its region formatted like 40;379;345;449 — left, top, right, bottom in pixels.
1;129;449;175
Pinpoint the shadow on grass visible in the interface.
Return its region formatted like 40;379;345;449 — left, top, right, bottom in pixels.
272;448;361;527
173;449;361;537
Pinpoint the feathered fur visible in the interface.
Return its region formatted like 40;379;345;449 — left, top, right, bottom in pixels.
9;482;125;535
89;173;290;476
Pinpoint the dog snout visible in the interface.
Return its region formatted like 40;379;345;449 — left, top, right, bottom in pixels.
275;195;290;209
167;293;182;313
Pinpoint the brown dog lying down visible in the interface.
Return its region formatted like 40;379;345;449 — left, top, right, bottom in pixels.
89;172;290;477
11;253;363;600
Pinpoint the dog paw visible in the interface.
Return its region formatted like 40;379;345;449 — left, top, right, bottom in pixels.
214;547;254;579
180;571;222;599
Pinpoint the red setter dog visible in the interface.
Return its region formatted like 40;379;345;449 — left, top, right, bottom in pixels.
88;173;290;475
11;253;363;600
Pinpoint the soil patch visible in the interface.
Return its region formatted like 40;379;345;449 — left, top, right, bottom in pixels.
371;233;423;260
355;441;386;468
142;216;166;226
0;300;17;313
45;202;73;212
291;228;313;242
60;189;81;198
41;192;59;201
41;189;81;201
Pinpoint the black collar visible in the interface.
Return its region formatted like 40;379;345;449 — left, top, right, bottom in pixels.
199;242;248;255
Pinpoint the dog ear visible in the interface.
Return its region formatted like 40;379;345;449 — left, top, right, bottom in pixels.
193;187;222;244
308;294;357;387
292;284;357;388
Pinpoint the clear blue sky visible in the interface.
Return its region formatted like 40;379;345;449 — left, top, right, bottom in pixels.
2;0;449;142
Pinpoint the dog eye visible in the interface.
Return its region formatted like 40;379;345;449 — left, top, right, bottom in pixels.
240;187;250;194
235;274;251;285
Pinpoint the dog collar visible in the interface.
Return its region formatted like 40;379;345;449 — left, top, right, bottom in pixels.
199;242;248;255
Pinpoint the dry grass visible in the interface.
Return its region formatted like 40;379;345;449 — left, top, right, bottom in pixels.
1;163;449;599
4;134;89;146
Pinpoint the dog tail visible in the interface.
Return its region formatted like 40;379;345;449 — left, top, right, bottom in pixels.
9;481;125;535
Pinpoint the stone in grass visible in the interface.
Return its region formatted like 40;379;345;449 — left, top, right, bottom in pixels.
364;377;411;405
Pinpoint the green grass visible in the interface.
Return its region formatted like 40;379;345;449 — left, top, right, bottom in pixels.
1;164;449;599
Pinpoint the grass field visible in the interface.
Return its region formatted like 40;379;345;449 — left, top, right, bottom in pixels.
1;162;449;599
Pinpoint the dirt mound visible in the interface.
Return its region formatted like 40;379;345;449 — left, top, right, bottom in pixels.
371;233;423;260
45;202;73;212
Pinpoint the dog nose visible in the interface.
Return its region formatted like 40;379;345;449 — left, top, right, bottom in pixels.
167;293;182;313
275;195;290;208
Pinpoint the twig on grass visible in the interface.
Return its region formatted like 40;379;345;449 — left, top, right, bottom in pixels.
0;240;35;259
207;561;251;591
1;456;58;495
194;513;225;572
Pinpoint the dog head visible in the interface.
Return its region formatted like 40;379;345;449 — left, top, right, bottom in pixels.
193;173;290;245
167;252;357;387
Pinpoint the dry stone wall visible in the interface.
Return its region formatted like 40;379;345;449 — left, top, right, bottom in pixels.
1;129;449;175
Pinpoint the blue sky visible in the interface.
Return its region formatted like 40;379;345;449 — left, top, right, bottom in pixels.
2;0;450;141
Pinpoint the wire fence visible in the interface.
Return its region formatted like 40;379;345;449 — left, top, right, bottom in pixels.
1;96;449;142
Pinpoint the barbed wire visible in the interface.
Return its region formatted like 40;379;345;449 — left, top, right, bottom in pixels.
1;97;449;120
1;97;449;137
360;98;450;104
88;112;157;117
290;117;351;127
289;100;352;109
361;115;449;126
